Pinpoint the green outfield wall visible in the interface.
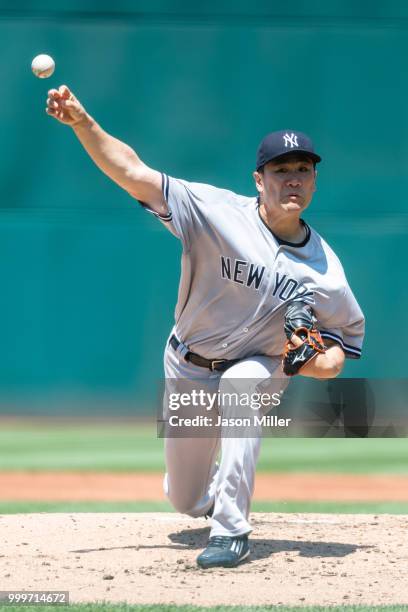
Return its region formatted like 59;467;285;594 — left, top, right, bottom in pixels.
0;1;406;413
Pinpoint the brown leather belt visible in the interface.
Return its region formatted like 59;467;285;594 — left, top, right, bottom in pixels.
169;335;238;372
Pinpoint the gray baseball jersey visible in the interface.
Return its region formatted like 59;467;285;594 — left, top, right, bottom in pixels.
144;174;365;360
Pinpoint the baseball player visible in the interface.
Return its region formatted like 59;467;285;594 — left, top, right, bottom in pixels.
46;85;365;569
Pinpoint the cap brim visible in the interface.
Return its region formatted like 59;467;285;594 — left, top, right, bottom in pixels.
272;150;322;163
257;150;322;170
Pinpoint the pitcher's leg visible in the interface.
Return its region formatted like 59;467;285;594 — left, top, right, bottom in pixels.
210;428;261;535
210;356;288;537
164;436;219;516
162;342;221;517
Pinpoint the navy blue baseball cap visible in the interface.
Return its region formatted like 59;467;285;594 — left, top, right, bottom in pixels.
256;130;322;170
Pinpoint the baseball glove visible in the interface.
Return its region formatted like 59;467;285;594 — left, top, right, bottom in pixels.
282;301;326;376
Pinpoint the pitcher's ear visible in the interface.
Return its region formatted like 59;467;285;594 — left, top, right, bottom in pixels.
253;170;263;193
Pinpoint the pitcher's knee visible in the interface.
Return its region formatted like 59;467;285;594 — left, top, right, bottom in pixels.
164;479;204;516
167;492;203;516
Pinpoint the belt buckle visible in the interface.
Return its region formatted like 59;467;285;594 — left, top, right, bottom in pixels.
210;359;228;372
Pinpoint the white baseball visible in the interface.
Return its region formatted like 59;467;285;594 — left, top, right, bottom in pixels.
31;54;55;79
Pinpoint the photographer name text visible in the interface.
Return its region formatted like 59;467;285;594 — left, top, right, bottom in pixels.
168;414;291;427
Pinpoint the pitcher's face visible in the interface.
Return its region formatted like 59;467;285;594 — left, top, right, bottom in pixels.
253;155;316;214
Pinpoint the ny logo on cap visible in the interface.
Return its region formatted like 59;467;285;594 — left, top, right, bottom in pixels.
283;133;299;148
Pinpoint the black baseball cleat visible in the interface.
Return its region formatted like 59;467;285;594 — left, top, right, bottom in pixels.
196;534;250;568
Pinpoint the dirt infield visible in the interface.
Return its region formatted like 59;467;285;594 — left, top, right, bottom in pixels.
0;471;407;501
1;512;407;606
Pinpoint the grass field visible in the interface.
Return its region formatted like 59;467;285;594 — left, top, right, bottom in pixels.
1;421;407;514
0;423;408;473
2;500;408;514
1;605;408;611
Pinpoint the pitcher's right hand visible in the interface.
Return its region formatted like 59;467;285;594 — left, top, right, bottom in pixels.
46;85;88;127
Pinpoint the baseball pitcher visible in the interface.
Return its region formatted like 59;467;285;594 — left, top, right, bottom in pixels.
46;85;365;569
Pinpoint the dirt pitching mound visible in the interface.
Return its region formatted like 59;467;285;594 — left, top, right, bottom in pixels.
1;512;408;607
